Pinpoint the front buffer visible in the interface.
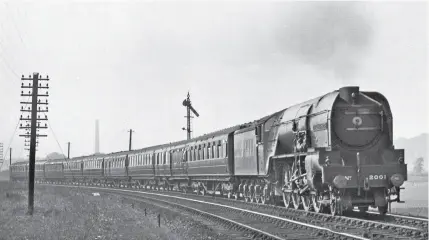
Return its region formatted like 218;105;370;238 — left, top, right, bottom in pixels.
322;161;407;215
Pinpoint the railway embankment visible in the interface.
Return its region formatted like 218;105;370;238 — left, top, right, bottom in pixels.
0;181;240;240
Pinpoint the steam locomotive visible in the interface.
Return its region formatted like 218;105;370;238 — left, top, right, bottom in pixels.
10;86;407;216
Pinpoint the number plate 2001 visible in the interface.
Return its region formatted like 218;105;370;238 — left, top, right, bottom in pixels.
368;174;387;180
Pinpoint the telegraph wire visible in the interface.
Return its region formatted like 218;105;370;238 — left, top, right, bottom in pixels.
3;2;27;49
0;96;31;170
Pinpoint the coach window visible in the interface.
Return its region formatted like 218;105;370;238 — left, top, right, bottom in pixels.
183;150;186;162
213;145;217;158
187;150;190;162
168;152;171;164
208;145;211;159
162;152;165;165
218;144;223;158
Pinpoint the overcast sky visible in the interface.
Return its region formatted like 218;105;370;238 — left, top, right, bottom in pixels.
0;0;427;167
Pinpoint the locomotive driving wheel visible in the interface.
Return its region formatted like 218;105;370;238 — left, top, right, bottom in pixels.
291;190;302;210
311;191;325;213
301;194;312;212
282;164;293;208
301;178;313;212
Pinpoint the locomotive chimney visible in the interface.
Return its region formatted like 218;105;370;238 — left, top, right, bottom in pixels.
339;86;359;105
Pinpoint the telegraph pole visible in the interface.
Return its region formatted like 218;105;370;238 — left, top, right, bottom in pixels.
182;92;199;140
128;129;134;151
67;142;70;159
19;72;49;215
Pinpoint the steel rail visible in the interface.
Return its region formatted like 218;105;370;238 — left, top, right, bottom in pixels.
41;184;370;240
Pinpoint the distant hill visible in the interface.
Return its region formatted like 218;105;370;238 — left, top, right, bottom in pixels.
394;133;428;173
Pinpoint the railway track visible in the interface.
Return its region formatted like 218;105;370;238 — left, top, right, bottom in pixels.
37;182;428;240
41;184;368;240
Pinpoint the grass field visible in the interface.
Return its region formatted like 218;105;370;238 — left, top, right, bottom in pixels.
0;182;240;240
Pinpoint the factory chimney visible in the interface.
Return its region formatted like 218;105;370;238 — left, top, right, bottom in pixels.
95;119;100;154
